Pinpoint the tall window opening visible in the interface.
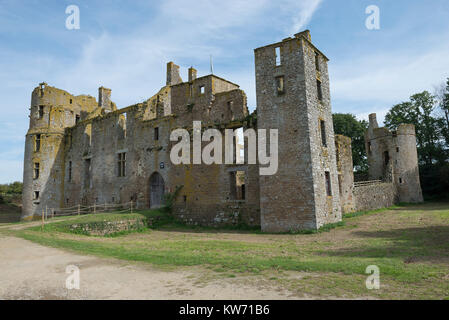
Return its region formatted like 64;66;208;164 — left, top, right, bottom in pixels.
315;51;320;71
35;134;41;152
338;174;342;195
38;106;44;119
33;162;40;179
230;171;246;201
68;161;72;182
325;171;332;196
317;79;323;101
276;76;284;95
384;151;390;165
154;127;159;141
275;46;281;66
118;153;126;177
320;120;327;147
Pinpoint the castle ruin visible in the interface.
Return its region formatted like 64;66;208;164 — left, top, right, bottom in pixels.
22;31;423;232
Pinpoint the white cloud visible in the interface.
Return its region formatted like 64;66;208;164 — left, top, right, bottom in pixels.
331;41;449;104
286;0;323;34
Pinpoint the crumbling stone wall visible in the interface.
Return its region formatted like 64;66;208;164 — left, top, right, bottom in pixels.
353;182;398;212
24;63;259;226
22;32;422;229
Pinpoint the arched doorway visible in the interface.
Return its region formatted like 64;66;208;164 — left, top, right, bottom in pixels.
149;172;165;208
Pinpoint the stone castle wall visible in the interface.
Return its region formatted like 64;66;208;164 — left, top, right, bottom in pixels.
353;182;398;212
255;31;341;232
22;31;422;230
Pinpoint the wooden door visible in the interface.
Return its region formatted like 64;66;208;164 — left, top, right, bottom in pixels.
149;172;165;208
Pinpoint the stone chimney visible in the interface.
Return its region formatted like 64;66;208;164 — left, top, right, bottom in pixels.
188;67;197;82
294;30;311;42
369;113;379;129
166;62;183;86
98;86;113;112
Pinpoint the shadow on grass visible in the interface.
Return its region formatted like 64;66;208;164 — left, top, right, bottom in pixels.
0;203;21;223
152;222;262;235
321;225;449;263
389;201;449;212
0;213;21;223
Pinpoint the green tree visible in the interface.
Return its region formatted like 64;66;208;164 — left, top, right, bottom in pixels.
7;181;22;194
0;182;23;195
384;91;445;165
332;113;368;172
438;78;449;147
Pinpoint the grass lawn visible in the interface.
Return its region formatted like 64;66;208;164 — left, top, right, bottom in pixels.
4;202;449;299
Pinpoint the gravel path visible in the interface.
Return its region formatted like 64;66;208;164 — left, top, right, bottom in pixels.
0;234;293;300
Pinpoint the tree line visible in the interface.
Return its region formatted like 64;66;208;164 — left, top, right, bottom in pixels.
333;77;449;199
0;182;23;205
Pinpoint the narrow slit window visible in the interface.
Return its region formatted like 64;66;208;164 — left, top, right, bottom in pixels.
338;174;342;195
33;191;39;200
33;162;40;179
325;171;332;196
38;106;44;119
317;79;323;101
276;76;284;95
35;134;41;152
320;120;327;147
75;114;80;124
275;47;281;66
315;51;320;71
368;142;372;155
154;127;159;141
68;161;72;182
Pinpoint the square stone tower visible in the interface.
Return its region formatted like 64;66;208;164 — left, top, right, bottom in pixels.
255;30;342;232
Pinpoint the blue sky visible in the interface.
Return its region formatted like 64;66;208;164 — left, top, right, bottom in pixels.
0;0;448;183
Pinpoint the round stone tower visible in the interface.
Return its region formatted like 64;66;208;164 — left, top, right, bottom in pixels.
22;83;97;220
394;124;423;203
365;113;423;203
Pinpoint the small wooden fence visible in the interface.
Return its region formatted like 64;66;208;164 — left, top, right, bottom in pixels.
39;201;135;222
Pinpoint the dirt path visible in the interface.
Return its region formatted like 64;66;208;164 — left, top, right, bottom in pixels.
0;234;294;300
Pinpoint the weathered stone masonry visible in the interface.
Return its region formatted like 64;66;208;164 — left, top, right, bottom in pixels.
22;31;423;231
